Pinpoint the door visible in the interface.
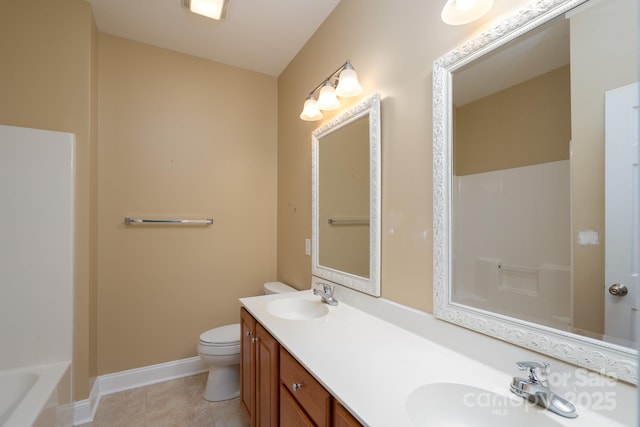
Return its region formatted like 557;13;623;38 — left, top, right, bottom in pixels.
604;82;639;346
240;308;256;419
255;323;279;427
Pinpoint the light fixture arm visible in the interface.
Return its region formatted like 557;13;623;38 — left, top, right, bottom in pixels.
305;60;353;99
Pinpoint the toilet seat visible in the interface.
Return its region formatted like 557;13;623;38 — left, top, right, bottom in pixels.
199;324;240;347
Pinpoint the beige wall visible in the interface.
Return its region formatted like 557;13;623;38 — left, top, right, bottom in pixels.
454;65;571;176
97;35;278;374
277;0;532;312
570;0;638;334
0;0;98;401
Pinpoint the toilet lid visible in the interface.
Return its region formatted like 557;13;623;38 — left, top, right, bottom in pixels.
264;281;296;294
200;324;240;345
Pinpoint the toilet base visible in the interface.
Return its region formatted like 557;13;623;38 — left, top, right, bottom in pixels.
204;364;240;402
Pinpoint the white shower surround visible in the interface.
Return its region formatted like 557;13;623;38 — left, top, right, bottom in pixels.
0;124;74;426
452;160;571;329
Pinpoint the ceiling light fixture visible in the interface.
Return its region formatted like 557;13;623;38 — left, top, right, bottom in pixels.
441;0;493;25
184;0;229;20
299;60;363;121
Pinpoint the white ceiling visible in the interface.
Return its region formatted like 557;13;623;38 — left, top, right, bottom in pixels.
87;0;341;76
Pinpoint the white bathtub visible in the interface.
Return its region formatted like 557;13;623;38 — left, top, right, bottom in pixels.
0;362;72;427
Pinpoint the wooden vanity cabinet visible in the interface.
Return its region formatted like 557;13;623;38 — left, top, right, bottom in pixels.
241;307;280;427
241;308;363;427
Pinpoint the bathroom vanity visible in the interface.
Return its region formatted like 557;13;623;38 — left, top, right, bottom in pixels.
240;307;361;426
240;287;634;426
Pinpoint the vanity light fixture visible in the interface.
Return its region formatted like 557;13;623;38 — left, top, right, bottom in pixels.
441;0;493;25
184;0;229;20
299;60;363;121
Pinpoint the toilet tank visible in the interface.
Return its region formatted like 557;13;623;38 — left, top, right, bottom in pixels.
263;281;296;295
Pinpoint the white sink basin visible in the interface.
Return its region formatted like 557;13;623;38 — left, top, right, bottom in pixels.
406;383;564;426
266;298;329;320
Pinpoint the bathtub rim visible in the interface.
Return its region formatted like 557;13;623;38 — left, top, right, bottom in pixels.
1;361;71;427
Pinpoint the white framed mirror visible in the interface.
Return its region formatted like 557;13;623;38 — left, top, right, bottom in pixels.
312;93;381;296
433;0;638;383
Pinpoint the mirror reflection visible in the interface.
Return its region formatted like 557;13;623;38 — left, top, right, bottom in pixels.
319;115;370;278
450;0;638;349
312;93;381;296
452;16;572;332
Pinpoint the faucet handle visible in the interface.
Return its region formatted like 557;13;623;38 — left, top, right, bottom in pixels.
516;361;550;384
321;282;334;295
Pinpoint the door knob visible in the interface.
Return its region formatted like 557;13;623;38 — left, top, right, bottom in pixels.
608;283;628;296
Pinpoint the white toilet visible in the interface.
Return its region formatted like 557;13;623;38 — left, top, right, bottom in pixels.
197;281;297;401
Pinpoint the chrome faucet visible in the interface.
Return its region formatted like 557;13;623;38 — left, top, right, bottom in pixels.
510;361;578;418
313;282;338;306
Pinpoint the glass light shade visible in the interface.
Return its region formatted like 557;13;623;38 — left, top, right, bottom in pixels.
316;82;341;110
300;98;323;121
189;0;228;20
455;0;477;11
335;66;363;97
441;0;493;25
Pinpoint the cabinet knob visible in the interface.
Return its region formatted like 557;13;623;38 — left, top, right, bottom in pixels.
251;337;258;343
245;330;252;336
292;383;303;392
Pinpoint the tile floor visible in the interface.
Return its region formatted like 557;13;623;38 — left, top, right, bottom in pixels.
77;373;250;427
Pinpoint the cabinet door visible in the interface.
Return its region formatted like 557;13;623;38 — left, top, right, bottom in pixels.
333;400;363;427
280;384;315;427
256;323;279;427
240;308;256;419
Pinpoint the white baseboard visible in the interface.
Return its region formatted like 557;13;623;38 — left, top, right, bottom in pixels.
98;356;208;396
73;356;207;426
72;373;101;426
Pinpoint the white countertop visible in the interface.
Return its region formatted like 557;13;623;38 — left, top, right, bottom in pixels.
240;290;632;427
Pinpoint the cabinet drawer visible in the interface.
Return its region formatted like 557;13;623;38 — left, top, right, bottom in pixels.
280;384;315;427
280;348;331;426
333;400;363;427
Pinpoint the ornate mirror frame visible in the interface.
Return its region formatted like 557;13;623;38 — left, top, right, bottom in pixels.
312;93;381;296
432;0;637;383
